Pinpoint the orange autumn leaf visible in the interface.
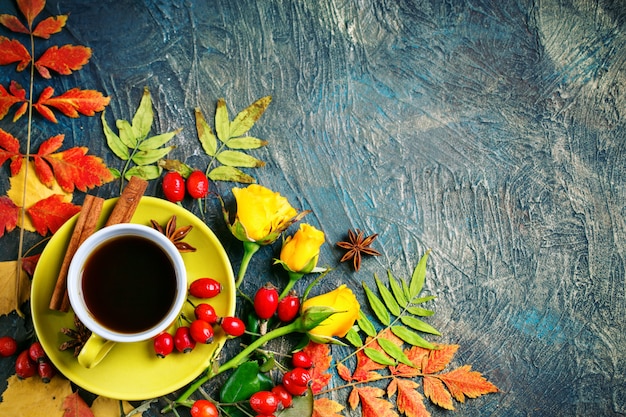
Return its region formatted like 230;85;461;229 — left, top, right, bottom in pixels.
0;14;29;34
0;196;20;237
0;127;21;166
27;194;80;235
0;83;25;119
0;36;31;71
32;15;68;39
337;362;352;382
353;386;398;417
313;398;344;417
303;342;332;393
389;378;430;417
422;376;453;410
437;365;499;403
34;86;110;122
0;374;72;417
35;44;92;79
391;346;430;377
63;392;95;417
422;344;459;374
17;0;46;27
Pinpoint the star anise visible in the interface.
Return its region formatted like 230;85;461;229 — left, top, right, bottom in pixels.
336;229;381;271
59;314;92;357
151;215;196;252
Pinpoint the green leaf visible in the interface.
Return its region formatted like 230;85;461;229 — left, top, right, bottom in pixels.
195;108;218;156
400;316;441;335
229;95;272;138
364;347;396;366
215;98;230;143
208;165;256;183
378;337;415;367
116;119;138;148
226;136;268;150
158;158;194;177
406;306;435;317
375;273;401;317
390;326;436;350
216;150;265;168
409;250;430;297
362;282;390;326
277;388;313;417
108;168;121;178
131;87;154;141
387;270;408;308
131;145;175;165
138;128;181;151
102;112;129;160
220;361;273;403
124;164;162;180
357;312;377;337
345;327;363;347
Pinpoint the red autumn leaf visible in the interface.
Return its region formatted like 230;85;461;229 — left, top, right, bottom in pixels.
0;14;29;34
34;134;114;192
35;44;92;79
354;386;399;417
391;378;431;417
391;346;430;377
34;86;110;122
0;36;31;71
422;344;459;374
337;362;352;382
422;376;453;410
0;128;21;167
313;398;345;417
21;253;41;276
0;196;20;237
0;83;25;119
62;391;95;417
32;15;68;39
303;342;332;393
27;194;80;235
437;365;499;403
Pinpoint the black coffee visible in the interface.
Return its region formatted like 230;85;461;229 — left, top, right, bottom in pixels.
81;235;177;334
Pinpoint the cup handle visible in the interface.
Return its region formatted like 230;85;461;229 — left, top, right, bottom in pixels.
77;333;116;368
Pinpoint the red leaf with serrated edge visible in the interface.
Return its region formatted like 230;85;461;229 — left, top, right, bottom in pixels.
313;398;345;417
422;376;453;410
21;254;41;276
17;0;45;27
35;87;110;119
337;362;352;382
423;344;459;374
1;81;27;121
27;194;80;235
438;365;498;403
394;378;431;417
13;101;28;121
303;342;332;393
35;45;92;79
0;36;31;71
0;128;20;167
37;133;64;154
391;346;430;377
0;14;29;34
32;15;67;39
356;386;399;417
33;134;62;187
0;196;20;237
34;102;57;122
62;391;95;417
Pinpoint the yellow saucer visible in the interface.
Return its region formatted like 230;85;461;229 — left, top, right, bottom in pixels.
31;196;235;400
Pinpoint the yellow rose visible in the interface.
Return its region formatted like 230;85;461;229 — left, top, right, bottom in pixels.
231;184;299;244
301;285;360;338
280;224;325;273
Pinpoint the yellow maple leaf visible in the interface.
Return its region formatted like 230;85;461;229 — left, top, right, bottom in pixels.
91;396;144;417
6;160;73;232
0;375;73;417
0;260;31;315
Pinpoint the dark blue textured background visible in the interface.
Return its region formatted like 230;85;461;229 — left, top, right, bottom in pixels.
1;0;625;416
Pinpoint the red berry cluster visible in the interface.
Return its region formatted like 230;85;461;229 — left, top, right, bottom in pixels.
153;278;246;357
5;340;57;383
162;170;210;203
253;284;300;323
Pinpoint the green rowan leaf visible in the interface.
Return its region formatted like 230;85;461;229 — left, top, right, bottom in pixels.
215;98;230;142
102;112;129;160
138;128;181;151
208;165;256;183
345;327;363;347
364;347;396;366
116;119;137;148
362;282;390;326
195;108;217;156
131;146;175;165
229;95;272;138
406;306;435;317
216;150;265;168
391;326;436;350
226;136;268;150
375;273;401;317
158;159;194;177
378;337;415;367
387;270;408;308
132;87;154;140
357;312;377;337
124;164;162;181
400;316;441;335
409;250;430;297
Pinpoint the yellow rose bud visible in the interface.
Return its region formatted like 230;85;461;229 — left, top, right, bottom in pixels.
301;285;360;338
280;224;325;273
232;184;298;243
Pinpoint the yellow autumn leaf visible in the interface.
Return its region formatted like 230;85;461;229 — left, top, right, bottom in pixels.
91;396;144;417
0;375;73;417
6;161;73;232
0;260;31;315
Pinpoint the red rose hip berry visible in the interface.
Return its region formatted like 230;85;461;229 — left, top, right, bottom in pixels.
162;171;185;203
190;399;219;417
174;326;196;353
249;391;280;415
28;341;46;363
0;336;17;357
195;303;219;324
15;350;37;379
271;384;293;408
153;332;174;358
253;283;279;320
38;360;56;383
190;319;214;344
277;293;300;322
187;170;209;199
292;351;313;369
189;278;222;298
219;316;245;337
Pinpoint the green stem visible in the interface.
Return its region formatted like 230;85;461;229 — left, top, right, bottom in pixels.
279;272;303;299
235;241;260;288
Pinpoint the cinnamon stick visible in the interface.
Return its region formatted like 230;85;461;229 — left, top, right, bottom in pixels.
49;194;104;312
104;176;149;226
